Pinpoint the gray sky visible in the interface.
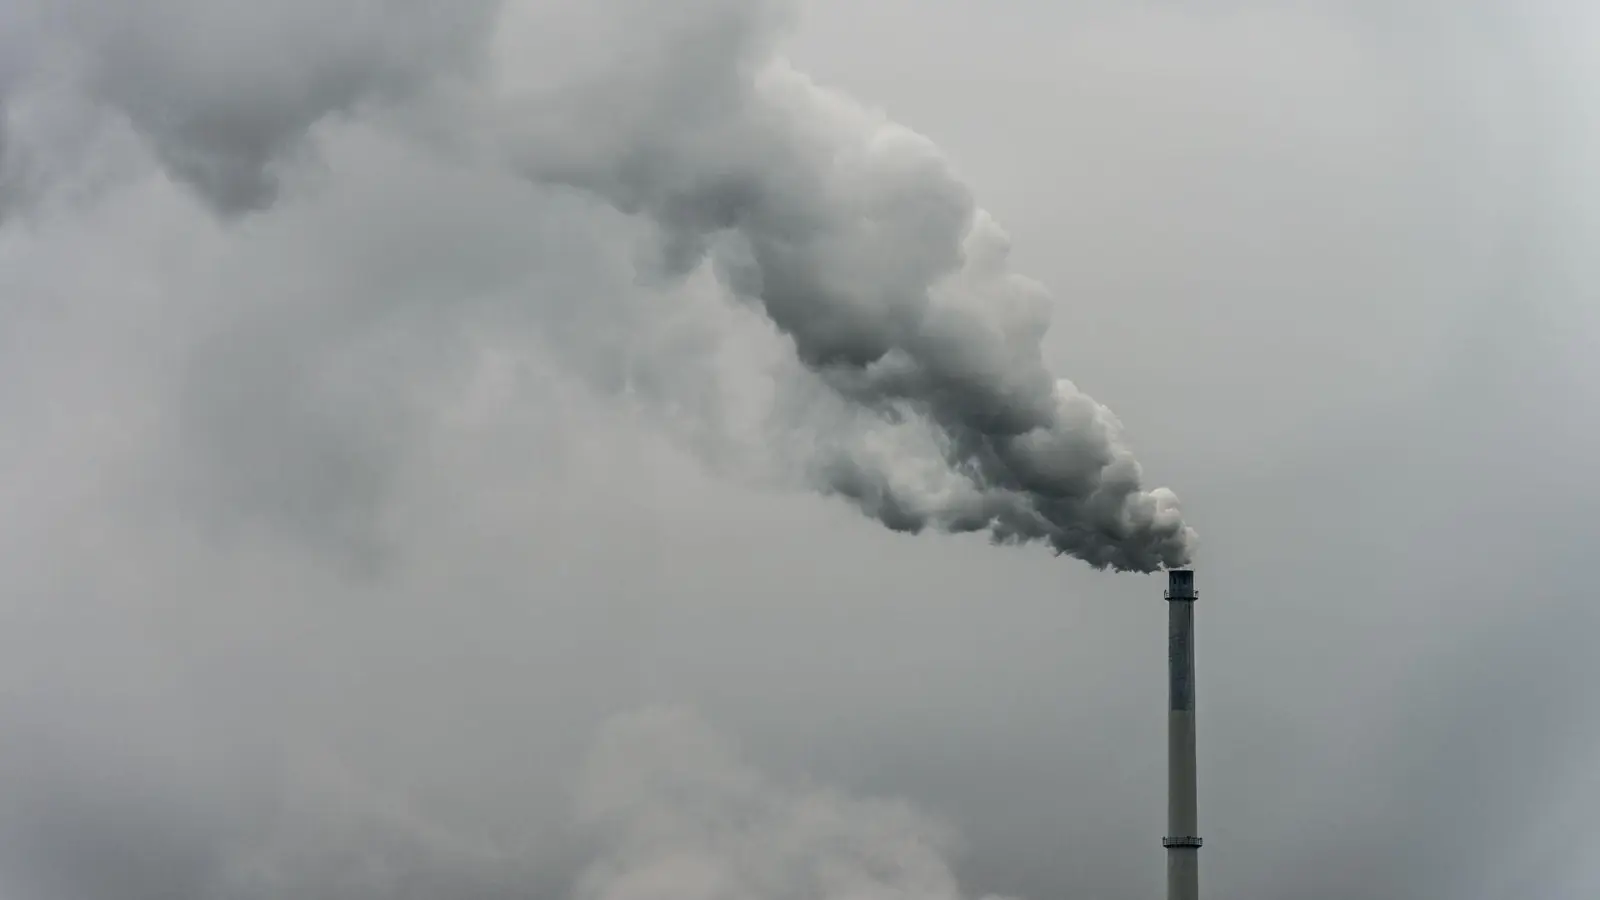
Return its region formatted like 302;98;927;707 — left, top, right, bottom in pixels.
1;1;1598;899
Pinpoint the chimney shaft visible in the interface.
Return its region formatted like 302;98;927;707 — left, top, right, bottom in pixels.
1163;569;1200;900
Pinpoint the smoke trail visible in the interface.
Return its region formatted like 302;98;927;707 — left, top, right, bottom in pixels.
481;1;1194;570
4;0;1195;571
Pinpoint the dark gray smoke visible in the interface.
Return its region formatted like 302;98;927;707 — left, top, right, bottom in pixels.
6;0;1193;571
486;0;1195;570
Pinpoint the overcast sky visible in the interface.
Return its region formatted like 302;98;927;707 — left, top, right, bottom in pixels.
1;2;1598;899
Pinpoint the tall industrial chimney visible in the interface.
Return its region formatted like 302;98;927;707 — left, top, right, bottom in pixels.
1164;569;1201;900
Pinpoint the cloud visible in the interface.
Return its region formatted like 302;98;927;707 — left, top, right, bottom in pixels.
0;702;1017;900
63;0;501;214
574;707;1017;900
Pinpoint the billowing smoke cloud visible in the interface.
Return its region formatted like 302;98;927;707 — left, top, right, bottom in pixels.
485;0;1196;570
3;0;1192;570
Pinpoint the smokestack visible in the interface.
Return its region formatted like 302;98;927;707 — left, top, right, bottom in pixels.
1164;569;1200;900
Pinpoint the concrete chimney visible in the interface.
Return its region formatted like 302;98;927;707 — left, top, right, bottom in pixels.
1164;569;1200;900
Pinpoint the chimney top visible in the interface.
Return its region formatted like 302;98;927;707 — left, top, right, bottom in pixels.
1166;569;1196;600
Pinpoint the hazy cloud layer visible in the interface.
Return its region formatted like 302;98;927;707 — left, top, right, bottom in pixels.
573;708;1016;900
1;1;1597;899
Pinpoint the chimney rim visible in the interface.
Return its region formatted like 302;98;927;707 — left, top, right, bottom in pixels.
1165;568;1196;600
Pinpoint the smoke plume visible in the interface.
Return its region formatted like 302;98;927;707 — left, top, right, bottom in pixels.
3;0;1193;571
484;0;1195;570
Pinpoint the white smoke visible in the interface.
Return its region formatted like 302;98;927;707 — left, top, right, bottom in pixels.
0;0;1193;570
